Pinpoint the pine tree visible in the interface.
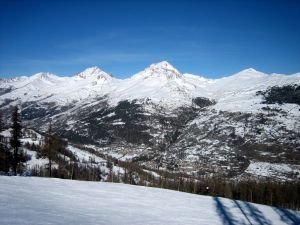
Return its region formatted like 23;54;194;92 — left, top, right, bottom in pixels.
0;111;4;144
10;106;22;175
42;122;55;177
0;111;3;141
0;111;8;172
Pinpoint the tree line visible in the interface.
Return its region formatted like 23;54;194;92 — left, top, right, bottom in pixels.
0;107;26;175
0;106;75;177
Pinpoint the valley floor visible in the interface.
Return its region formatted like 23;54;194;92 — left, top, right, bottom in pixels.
0;177;299;225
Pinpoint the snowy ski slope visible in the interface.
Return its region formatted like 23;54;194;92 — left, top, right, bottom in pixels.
0;176;299;225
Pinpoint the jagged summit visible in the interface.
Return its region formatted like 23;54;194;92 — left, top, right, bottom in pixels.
149;61;178;70
148;61;181;77
132;61;182;80
29;72;60;82
32;72;57;78
74;66;112;80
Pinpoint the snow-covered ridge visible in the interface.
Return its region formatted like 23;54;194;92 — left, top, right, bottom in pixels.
228;68;267;79
73;66;113;80
1;61;299;82
0;61;299;110
131;61;182;80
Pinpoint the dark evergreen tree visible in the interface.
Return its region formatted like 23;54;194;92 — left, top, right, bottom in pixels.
0;111;3;141
0;111;4;144
0;111;8;172
10;106;22;175
42;122;55;177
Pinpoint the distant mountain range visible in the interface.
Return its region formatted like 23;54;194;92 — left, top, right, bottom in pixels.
1;61;299;109
1;61;300;180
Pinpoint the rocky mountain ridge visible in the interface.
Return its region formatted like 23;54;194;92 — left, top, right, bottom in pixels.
1;61;299;180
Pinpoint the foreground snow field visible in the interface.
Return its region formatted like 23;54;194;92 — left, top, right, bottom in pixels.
0;177;299;225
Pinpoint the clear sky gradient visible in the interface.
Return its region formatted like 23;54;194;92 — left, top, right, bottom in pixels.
0;0;299;78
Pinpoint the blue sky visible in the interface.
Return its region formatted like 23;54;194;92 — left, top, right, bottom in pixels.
0;0;300;78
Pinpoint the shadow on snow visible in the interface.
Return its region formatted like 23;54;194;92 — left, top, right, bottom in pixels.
214;197;240;225
273;207;300;225
214;197;273;225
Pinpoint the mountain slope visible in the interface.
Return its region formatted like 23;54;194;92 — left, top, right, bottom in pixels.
0;61;299;180
1;176;299;225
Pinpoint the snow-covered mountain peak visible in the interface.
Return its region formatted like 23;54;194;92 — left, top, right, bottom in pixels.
74;66;112;80
241;68;258;73
31;72;58;80
230;68;266;79
27;72;62;85
132;61;182;80
149;61;177;70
